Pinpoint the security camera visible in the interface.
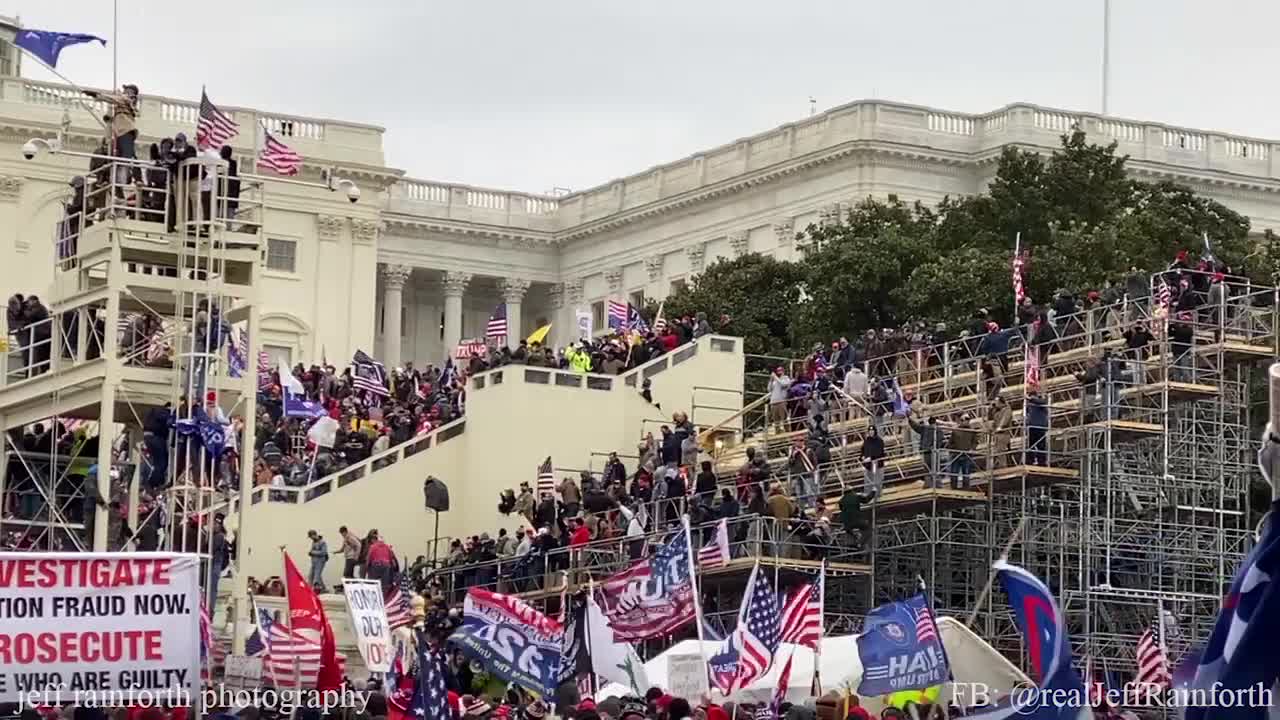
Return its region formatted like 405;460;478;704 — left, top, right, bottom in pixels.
21;138;59;160
346;184;361;204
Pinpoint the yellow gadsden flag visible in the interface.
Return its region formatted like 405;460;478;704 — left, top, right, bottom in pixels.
526;324;552;345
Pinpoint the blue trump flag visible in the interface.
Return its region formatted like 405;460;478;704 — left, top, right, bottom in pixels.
14;29;106;68
856;593;949;696
175;407;227;458
1180;496;1280;720
959;561;1087;720
450;588;563;697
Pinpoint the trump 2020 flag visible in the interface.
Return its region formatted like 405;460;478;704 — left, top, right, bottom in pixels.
450;589;564;697
856;593;948;696
13;29;106;68
961;561;1088;720
1180;494;1280;720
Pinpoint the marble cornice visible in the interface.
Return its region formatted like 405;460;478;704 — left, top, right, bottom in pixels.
383;214;556;248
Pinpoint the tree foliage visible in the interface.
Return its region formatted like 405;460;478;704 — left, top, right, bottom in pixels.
661;129;1255;355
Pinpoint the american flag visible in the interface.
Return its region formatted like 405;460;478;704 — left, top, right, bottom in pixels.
1157;277;1174;315
199;598;225;682
258;605;322;688
600;525;696;641
257;128;303;176
697;518;730;569
607;300;629;330
385;574;413;631
537;456;556;496
409;648;450;720
1024;342;1041;389
352;349;389;397
761;651;795;720
779;573;823;649
1134;620;1171;689
914;603;939;644
653;315;668;334
486;303;508;340
196;89;239;151
1012;251;1027;305
723;564;781;694
257;350;273;391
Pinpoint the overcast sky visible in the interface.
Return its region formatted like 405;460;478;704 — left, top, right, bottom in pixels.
11;1;1278;194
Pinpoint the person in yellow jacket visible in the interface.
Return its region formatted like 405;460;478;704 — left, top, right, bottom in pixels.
568;344;592;373
886;685;942;712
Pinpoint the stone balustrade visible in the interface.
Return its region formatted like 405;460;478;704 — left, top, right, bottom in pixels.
389;100;1280;233
3;77;384;165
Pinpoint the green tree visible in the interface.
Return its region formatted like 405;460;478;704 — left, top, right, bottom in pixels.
656;253;807;356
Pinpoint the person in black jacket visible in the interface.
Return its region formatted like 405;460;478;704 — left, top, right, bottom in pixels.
859;425;886;497
218;144;240;226
694;460;717;503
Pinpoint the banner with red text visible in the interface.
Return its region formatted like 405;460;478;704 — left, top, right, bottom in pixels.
0;553;201;705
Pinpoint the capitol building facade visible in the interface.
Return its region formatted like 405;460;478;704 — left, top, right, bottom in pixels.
3;71;1280;366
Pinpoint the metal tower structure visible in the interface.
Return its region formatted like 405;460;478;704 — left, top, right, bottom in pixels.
0;143;264;626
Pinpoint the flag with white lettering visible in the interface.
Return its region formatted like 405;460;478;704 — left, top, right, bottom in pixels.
856;593;949;696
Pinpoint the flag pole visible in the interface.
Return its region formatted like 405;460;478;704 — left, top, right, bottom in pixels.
583;580;596;698
812;561;825;696
111;0;119;91
11;48;110;135
681;514;712;700
280;546;302;691
965;517;1026;628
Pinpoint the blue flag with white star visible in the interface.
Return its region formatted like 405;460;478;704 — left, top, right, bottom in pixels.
409;646;449;719
13;29;106;68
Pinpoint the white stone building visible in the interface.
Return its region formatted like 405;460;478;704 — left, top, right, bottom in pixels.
3;68;1280;367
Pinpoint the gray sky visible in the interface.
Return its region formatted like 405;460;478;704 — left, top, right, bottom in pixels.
12;1;1278;194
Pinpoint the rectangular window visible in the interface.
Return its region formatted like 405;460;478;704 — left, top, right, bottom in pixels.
669;278;688;295
263;343;292;369
266;238;297;273
629;289;645;309
591;301;605;332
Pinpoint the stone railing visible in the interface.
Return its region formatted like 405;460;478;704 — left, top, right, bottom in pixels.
386;100;1280;234
1;77;384;165
386;180;561;232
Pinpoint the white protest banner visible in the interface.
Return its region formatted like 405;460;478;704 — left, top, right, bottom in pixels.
575;310;592;339
0;552;201;706
222;655;263;690
342;580;392;673
666;653;704;702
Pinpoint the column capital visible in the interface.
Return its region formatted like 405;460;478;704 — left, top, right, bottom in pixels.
644;254;665;282
0;175;23;203
316;214;344;241
443;271;473;297
351;218;384;244
603;268;624;293
728;231;749;257
564;278;585;305
501;278;532;303
380;264;413;291
686;242;707;275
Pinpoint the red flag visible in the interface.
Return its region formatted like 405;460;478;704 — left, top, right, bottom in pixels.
282;552;344;691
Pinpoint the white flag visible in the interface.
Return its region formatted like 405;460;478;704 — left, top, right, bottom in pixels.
587;592;649;695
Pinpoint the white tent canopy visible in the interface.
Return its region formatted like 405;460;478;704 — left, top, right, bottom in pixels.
598;616;1031;715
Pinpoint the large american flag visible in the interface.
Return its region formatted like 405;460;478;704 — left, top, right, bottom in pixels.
385;574;413;631
1012;251;1027;305
537;456;556;496
197;89;239;151
718;564;781;694
258;128;303;176
1024;335;1041;389
600;525;696;641
696;518;730;569
258;605;322;688
607;300;629;330
199;598;225;682
486;303;508;340
1134;620;1171;689
779;573;822;649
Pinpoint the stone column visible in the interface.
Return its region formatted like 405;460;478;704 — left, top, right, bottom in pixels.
442;271;472;360
380;264;413;365
501;278;532;345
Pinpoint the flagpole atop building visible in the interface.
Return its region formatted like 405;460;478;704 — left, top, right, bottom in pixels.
681;514;712;700
111;0;118;90
1101;0;1111;115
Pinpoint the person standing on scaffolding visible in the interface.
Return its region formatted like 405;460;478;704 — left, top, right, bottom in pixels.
83;84;140;196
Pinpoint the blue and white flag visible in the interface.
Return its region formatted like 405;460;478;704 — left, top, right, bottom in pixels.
13;29;106;68
958;561;1087;720
1180;496;1280;720
856;593;949;696
450;588;563;697
627;303;650;334
227;329;246;379
175;406;226;458
279;360;326;419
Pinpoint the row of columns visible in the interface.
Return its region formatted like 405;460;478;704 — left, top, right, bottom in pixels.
379;264;533;364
